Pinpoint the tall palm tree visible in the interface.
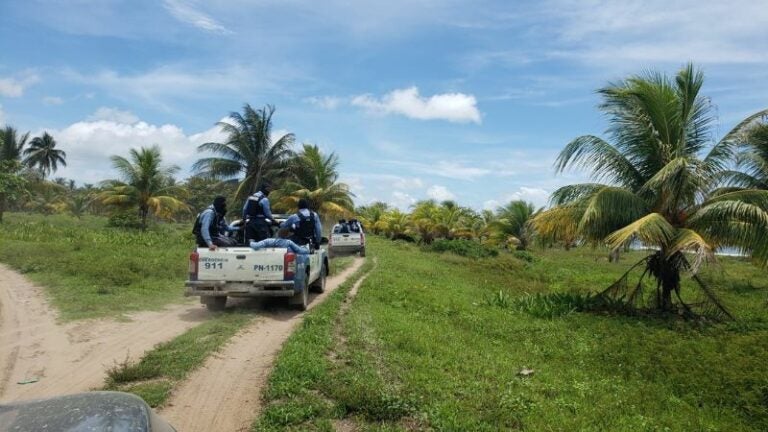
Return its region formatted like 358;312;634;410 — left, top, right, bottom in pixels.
0;126;30;163
724;123;768;190
356;201;389;234
534;64;768;317
491;200;538;250
23;132;66;178
193;104;295;202
271;144;354;216
99;146;188;229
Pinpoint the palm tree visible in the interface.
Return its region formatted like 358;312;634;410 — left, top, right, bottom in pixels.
99;146;188;229
377;209;412;241
724;123;768;190
271;144;354;216
534;64;768;318
193;104;295;202
23;132;66;178
491;200;538;250
0;127;30;222
356;201;389;234
0;126;30;163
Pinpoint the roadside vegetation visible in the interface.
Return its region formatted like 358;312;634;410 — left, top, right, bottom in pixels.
0;213;193;320
256;237;768;431
105;312;252;406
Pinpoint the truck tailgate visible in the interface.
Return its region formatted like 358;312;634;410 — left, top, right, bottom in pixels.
331;233;361;247
197;247;287;282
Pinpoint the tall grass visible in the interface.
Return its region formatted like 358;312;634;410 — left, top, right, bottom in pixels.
0;213;193;320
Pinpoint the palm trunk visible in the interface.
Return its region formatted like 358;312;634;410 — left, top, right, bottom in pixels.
139;206;149;230
650;251;680;311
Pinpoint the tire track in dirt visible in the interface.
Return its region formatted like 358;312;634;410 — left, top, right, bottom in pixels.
159;257;365;432
0;263;209;402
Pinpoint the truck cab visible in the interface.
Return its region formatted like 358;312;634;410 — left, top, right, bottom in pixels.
328;219;365;258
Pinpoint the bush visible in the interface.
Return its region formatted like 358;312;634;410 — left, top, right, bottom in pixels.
512;250;539;263
107;212;143;229
427;239;499;258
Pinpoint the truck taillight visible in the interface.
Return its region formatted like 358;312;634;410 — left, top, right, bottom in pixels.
284;252;296;280
189;251;199;281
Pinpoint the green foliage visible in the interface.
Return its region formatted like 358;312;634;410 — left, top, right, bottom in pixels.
255;237;768;431
271;143;354;217
106;212;144;229
23;132;66;178
105;312;251;407
512;250;539;263
0;213;194;320
427;238;499;258
193;104;295;202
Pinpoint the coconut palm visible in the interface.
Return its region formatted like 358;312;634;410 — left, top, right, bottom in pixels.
534;64;768;318
723;123;768;190
271;144;354;217
378;209;411;240
356;201;389;234
193;104;295;202
99;146;188;229
491;200;538;250
0;126;30;163
23;132;66;178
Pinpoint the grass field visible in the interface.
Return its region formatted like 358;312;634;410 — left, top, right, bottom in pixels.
0;213;194;320
256;237;768;431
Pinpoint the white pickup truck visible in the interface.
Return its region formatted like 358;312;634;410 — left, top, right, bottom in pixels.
328;222;365;258
184;232;329;312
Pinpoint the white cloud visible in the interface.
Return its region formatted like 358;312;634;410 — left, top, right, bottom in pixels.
305;96;343;110
87;107;140;124
50;110;226;184
352;87;481;123
544;0;768;65
386;160;491;180
427;185;455;201
163;0;232;34
506;187;550;208
391;191;417;210
42;96;64;106
0;73;39;97
482;199;500;211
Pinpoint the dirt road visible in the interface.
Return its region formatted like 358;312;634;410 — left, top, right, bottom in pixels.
0;263;208;402
159;257;365;432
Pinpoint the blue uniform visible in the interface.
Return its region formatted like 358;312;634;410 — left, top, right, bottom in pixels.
249;238;310;255
199;205;232;247
280;209;323;245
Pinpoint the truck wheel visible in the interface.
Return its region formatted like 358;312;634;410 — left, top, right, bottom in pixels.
204;296;227;312
360;247;366;257
290;278;308;311
310;264;327;293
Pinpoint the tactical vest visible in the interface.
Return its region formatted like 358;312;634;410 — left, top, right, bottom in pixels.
193;208;222;245
246;195;266;219
294;211;316;243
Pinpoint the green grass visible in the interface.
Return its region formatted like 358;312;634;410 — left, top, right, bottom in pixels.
104;311;252;407
329;255;354;275
255;237;768;431
0;213;195;320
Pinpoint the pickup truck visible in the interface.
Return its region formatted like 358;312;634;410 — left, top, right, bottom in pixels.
328;222;365;258
184;220;329;311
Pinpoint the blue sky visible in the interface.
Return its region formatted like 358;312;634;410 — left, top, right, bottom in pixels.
1;0;767;210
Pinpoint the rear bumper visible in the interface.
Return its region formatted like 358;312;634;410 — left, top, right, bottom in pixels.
185;280;296;298
329;244;363;253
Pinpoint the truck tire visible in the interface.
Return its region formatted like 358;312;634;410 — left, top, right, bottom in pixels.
290;277;308;311
203;296;227;312
360;247;366;257
310;264;327;293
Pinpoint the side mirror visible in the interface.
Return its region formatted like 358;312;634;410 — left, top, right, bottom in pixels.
320;237;329;245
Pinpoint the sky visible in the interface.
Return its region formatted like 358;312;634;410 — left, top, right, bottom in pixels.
1;0;767;211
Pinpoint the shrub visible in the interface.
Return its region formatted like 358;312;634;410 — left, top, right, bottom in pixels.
427;239;499;258
512;250;539;263
107;212;143;229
